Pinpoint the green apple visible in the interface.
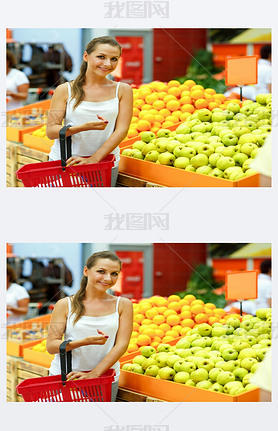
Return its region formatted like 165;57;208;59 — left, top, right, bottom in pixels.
141;142;157;156
242;335;257;346
221;132;239;146
256;93;271;105
222;109;234;120
133;355;146;366
209;168;224;178
196;380;212;390
140;131;156;143
145;364;160;377
242;373;254;386
240;357;258;371
191;123;208;134
220;361;238;372
157;128;172;138
195;143;214;157
238;348;258;360
258;125;271;133
212;111;229;122
174;371;190;384
191;338;208;348
217;371;235;386
240;320;254;331
185;379;196;387
197;108;212;122
224;167;243;181
241;159;252;172
223;381;243;394
158;366;176;380
196;166;212;175
174;157;190;169
179;147;197;159
226;102;240;114
214;146;226;154
211;326;227;337
122;363;133;371
221;348;238;361
258;339;271;348
256;133;269;146
145;150;160;162
208;367;223;381
175;124;191;134
245;168;258;176
196;358;215;372
225;317;241;329
166;354;183;368
232;340;251;352
142;357;158;371
166;139;181;153
156;139;170;153
191;368;209;383
133;140;146;151
173;145;187;158
197;323;212;337
233;152;249;166
209;382;224;392
240;143;258;156
233;329;248;338
240;105;254;116
122;148;134;157
244;383;258;392
216;156;235;171
233;126;251;137
132;150;144;159
221;146;239;158
174;339;190;350
191;154;209;168
175;134;193;144
176;361;196;374
256;308;269;319
157;343;172;353
131;364;144;374
194;350;209;359
233;367;249;381
158;151;176;166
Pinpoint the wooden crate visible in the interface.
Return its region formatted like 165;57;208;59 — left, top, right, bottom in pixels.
16;359;49;402
6;141;18;187
7;356;18;402
116;387;164;402
16;145;49;187
116;172;164;188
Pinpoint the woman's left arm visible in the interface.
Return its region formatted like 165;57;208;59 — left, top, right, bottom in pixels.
67;83;133;166
67;297;133;380
6;83;29;102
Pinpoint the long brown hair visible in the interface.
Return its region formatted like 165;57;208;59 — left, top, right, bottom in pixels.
70;251;122;324
71;36;122;110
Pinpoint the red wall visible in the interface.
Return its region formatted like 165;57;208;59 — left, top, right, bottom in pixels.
153;243;207;297
153;29;207;82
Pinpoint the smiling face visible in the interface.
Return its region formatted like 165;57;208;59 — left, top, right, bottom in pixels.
83;43;121;76
84;258;121;292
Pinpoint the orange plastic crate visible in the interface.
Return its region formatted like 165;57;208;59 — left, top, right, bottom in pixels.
7;338;45;357
7;100;51;115
23;132;54;154
119;363;260;402
23;341;54;368
7;125;43;143
119;145;260;187
7;314;51;330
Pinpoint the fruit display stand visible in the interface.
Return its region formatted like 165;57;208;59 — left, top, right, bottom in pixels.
119;362;259;402
119;143;260;187
23;132;54;154
6;100;51;143
23;340;54;368
7;314;51;357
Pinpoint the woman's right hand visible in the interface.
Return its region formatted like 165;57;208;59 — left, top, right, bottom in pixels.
84;115;108;131
83;330;109;346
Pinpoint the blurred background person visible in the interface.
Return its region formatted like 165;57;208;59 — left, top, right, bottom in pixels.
6;50;30;111
225;44;271;101
224;258;271;315
7;264;30;325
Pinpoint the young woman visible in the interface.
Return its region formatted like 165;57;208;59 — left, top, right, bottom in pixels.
46;251;133;402
46;36;133;187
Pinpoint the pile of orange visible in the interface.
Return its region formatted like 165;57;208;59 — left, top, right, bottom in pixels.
126;294;235;354
126;80;231;140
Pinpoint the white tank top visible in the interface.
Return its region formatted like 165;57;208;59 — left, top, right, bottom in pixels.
48;81;120;166
49;296;121;381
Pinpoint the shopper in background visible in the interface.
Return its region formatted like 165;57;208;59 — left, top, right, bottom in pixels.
46;251;133;402
224;259;272;315
46;36;133;187
6;50;30;111
224;44;271;101
7;264;30;325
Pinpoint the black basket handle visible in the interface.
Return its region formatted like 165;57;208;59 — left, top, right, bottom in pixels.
59;125;72;171
59;339;72;385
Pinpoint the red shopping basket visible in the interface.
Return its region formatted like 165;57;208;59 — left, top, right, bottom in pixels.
16;369;115;402
16;340;116;402
16;125;115;187
16;155;115;187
